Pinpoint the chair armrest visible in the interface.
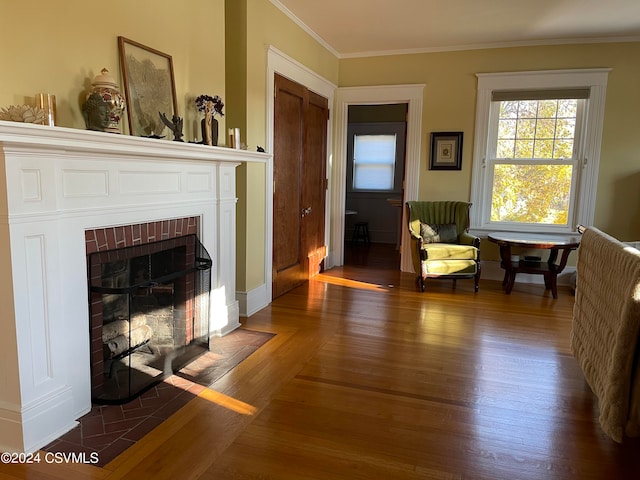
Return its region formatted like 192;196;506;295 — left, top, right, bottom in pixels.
413;236;428;260
459;232;480;248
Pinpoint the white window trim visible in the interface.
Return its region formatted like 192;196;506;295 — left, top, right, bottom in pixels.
470;68;611;235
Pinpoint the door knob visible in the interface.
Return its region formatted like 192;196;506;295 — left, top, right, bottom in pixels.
301;206;312;217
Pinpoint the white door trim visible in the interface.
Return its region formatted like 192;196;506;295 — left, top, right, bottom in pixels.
332;84;425;272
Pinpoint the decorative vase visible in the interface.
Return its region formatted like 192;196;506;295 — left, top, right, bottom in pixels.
89;68;125;134
201;116;218;146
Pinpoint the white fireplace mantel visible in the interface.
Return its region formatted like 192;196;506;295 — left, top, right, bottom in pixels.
0;120;269;453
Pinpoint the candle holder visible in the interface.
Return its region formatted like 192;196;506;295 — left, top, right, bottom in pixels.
34;93;56;126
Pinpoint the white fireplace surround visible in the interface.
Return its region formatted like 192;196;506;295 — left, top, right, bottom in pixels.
0;121;268;453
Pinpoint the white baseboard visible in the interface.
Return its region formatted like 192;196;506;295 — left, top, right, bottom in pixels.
0;386;77;453
211;301;242;337
234;263;575;318
237;283;270;317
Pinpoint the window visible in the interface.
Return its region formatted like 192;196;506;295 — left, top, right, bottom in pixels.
347;122;406;193
353;134;396;190
490;93;585;225
470;69;610;234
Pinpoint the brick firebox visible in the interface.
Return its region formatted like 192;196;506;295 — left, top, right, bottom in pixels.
86;217;202;403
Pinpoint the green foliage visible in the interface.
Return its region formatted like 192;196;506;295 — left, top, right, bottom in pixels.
490;164;573;224
490;98;578;225
496;99;577;160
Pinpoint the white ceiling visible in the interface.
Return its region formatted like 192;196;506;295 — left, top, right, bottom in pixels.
272;0;640;58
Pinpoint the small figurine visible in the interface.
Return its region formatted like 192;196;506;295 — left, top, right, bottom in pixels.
159;112;184;142
82;93;110;132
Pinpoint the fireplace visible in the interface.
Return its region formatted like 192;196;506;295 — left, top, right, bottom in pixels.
88;234;212;404
0;121;269;453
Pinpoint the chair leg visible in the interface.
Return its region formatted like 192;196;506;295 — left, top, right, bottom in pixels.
416;275;425;292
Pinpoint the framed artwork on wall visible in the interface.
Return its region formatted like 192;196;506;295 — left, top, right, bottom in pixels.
429;131;463;170
118;37;178;137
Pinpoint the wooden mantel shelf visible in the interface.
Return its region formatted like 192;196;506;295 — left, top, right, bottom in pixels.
0;120;269;164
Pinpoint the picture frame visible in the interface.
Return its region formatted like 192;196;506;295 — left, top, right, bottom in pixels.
118;37;178;137
429;132;463;170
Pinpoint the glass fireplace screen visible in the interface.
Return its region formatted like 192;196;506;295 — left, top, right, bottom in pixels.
88;234;212;404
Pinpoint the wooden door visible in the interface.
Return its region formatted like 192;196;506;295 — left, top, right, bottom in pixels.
273;74;328;299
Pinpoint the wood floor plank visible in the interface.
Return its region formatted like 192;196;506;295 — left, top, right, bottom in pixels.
3;252;640;479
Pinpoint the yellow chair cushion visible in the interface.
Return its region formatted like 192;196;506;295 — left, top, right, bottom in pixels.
422;243;478;261
424;259;478;276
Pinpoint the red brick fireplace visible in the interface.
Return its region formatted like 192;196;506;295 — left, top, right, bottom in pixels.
85;217;212;404
85;218;199;255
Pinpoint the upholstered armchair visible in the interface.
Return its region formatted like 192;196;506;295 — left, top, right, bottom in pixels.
406;201;480;292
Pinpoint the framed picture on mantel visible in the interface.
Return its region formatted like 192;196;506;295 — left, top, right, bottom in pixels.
429;131;463;170
118;37;178;138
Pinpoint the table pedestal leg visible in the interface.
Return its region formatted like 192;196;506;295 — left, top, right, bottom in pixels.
505;272;516;294
498;243;515;294
549;274;558;299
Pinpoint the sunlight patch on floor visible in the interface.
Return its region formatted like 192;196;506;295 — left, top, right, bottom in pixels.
316;273;391;291
198;389;257;415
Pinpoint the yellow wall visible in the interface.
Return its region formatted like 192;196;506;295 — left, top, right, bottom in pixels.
229;0;339;291
1;0;340;298
339;42;640;241
0;0;226;138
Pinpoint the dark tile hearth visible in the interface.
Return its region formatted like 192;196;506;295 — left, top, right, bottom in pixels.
43;328;274;467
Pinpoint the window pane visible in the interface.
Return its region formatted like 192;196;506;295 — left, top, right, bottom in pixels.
535;119;555;139
497;139;514;158
516;119;536;139
498;119;516;139
553;140;574;159
499;101;519;118
538;100;558;117
490;164;573;224
558;99;577;117
514;140;534;158
533;139;554;158
354;165;394;190
496;98;578;161
518;100;538;118
353;134;396;190
556;118;575;139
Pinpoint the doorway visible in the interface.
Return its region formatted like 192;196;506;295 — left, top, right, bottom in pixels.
331;84;424;273
344;104;407;269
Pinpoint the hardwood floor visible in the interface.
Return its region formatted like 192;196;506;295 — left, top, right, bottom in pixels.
2;255;639;479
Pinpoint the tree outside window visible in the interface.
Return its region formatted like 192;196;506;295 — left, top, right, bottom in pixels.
489;98;579;226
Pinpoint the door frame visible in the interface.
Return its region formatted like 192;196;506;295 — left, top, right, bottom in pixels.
266;46;336;301
332;85;424;272
266;47;425;302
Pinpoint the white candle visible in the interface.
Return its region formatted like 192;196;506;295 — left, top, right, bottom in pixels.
234;128;241;149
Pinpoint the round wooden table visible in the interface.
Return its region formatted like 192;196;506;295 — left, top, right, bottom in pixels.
488;232;581;298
